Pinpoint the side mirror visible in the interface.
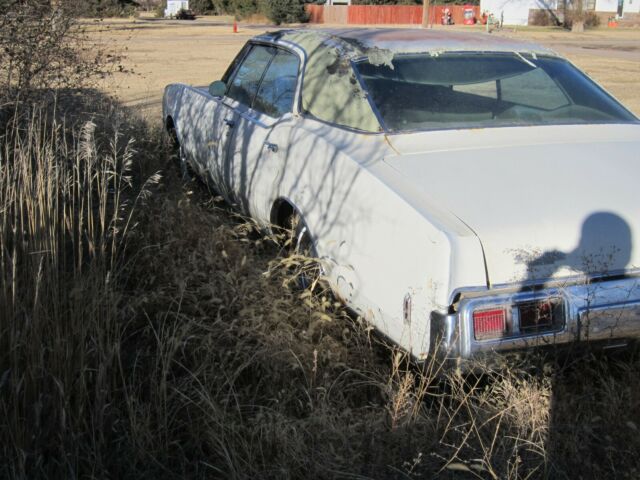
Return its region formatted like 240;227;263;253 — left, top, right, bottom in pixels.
208;80;226;97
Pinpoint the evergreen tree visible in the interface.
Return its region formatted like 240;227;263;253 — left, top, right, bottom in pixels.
264;0;308;24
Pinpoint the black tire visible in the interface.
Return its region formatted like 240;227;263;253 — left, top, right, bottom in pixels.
177;143;191;181
286;212;322;291
166;121;191;181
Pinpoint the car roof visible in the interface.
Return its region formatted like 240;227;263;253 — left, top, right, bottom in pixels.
256;28;557;57
249;28;561;134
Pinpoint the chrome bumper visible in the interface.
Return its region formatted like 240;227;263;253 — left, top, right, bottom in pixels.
431;276;640;360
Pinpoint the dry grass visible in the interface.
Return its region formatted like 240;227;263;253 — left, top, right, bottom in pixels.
1;94;640;479
1;20;640;480
3;95;639;478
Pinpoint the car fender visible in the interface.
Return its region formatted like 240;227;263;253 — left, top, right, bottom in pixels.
276;118;487;356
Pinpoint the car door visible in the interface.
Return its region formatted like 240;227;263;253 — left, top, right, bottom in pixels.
178;44;249;199
195;44;273;203
224;46;301;224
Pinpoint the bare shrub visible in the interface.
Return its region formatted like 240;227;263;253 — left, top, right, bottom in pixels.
0;1;119;111
264;0;309;24
565;5;601;30
583;10;602;27
530;9;559;26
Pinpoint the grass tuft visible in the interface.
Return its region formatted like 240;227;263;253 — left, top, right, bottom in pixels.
1;96;639;478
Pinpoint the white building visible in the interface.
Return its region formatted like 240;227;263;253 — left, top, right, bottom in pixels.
165;0;189;17
621;0;640;15
480;0;623;25
480;0;556;25
593;0;619;13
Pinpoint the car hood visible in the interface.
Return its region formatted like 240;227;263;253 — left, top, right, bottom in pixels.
384;124;640;286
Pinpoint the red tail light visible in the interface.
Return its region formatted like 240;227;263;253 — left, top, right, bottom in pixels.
473;308;506;340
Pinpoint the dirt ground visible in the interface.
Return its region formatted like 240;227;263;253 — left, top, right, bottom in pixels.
94;17;640;120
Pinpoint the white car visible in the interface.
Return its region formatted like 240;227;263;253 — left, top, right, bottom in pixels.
163;28;640;365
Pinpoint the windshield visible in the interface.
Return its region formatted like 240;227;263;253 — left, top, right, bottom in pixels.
355;52;637;132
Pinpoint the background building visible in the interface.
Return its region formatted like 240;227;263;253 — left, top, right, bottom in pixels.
480;0;635;25
165;0;190;16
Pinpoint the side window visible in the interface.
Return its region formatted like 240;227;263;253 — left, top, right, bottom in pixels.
253;50;300;118
227;45;274;107
221;44;250;84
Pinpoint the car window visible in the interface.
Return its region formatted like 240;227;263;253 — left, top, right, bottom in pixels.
355;53;637;132
253;50;299;118
296;31;380;132
500;68;569;110
453;80;497;100
221;44;251;84
227;45;274;107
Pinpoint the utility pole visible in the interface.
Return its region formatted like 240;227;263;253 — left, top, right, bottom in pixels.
422;0;430;27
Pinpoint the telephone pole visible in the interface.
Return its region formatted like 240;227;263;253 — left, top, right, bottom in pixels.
422;0;430;27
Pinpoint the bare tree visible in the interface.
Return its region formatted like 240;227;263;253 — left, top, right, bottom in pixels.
571;0;585;32
0;0;120;107
138;0;162;10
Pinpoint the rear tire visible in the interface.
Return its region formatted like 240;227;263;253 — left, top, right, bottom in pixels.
287;212;322;291
177;144;191;181
166;119;191;181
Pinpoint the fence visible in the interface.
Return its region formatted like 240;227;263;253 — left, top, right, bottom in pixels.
305;5;480;25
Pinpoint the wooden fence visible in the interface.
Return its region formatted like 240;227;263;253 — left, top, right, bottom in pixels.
306;5;480;25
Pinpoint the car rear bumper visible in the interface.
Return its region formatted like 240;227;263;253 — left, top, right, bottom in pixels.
430;275;640;361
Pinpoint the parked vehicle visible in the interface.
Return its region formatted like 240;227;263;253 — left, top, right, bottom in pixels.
162;28;640;366
175;8;196;20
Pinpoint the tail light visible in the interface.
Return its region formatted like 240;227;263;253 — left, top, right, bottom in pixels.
473;308;506;340
518;298;564;333
471;297;565;342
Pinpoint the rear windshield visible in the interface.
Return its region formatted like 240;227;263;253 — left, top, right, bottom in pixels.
355;52;637;132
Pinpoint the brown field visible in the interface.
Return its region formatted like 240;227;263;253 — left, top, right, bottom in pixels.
93;17;640;119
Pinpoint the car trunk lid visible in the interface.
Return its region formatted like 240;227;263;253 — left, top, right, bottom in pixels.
384;124;640;286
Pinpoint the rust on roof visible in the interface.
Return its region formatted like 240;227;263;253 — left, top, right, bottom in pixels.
259;27;557;57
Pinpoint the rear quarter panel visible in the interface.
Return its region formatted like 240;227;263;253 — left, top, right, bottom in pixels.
277;117;486;356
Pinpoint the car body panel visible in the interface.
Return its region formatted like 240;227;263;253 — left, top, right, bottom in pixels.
163;29;640;362
384;123;640;286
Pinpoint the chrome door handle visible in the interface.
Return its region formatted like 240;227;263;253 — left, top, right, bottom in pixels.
264;142;278;153
224;118;235;127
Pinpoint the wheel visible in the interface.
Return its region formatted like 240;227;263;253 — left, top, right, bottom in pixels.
177;143;191;181
166;121;191;181
287;212;322;291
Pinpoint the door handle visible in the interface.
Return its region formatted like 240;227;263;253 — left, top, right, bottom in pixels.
224;118;235;128
264;142;278;153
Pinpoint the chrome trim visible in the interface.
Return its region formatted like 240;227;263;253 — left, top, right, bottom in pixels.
432;276;640;360
447;268;640;305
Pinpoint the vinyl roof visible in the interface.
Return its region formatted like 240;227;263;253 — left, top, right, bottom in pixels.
259;28;557;57
251;28;559;134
